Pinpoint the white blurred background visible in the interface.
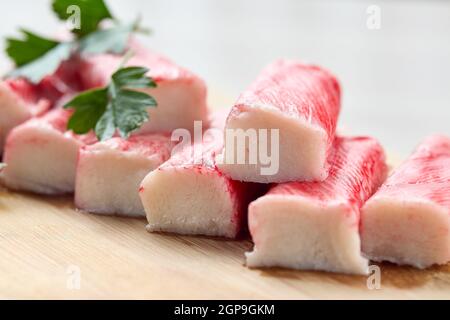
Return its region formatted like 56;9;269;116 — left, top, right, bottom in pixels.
0;0;449;156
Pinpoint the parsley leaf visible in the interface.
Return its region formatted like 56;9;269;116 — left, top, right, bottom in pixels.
66;88;109;134
65;66;157;141
52;0;113;37
5;29;60;66
7;41;74;84
111;66;157;89
5;25;133;83
5;0;148;83
5;29;74;83
79;24;134;55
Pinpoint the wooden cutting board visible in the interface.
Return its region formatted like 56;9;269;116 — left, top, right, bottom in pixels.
1;94;449;300
0;188;449;300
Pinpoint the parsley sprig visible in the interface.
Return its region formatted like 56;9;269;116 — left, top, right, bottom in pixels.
7;32;73;83
5;0;157;140
64;63;157;141
5;0;145;83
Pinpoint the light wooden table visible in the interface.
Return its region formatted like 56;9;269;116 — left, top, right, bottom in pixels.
1;186;449;300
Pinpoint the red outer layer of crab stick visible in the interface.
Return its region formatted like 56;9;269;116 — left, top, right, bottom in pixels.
246;136;388;275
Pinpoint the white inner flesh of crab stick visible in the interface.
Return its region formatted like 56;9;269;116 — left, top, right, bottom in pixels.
75;134;176;218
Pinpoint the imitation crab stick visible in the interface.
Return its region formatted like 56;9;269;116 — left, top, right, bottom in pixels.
75;134;176;217
1;109;96;194
0;61;81;154
246;136;388;274
139;112;266;238
217;60;341;183
361;135;450;268
79;41;209;134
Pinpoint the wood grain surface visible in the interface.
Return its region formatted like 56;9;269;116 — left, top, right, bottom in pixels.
1;185;449;300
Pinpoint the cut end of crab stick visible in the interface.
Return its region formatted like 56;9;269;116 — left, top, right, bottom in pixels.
75;134;176;218
246;136;388;275
140;118;265;238
361;134;450;268
0;59;82;154
0;79;51;153
217;60;341;183
246;196;369;274
80;44;209;134
1;109;96;195
0;57;81;154
362;197;450;269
